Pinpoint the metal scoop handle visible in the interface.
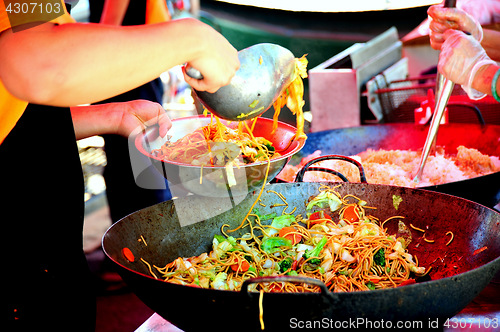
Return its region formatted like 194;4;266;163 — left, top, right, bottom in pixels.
413;0;457;184
185;66;204;80
413;79;454;183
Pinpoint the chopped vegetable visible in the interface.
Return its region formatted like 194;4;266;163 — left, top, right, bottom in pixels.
271;214;295;229
397;221;412;248
366;281;376;290
199;267;216;281
261;237;293;253
409;264;426;275
213;234;226;244
303;236;328;262
308;211;333;226
278;257;294;273
252;208;277;221
373;248;385;266
392;195;403;210
122;247;135;262
213;235;234;258
227;236;237;247
212;272;228;290
340;249;356;263
306;191;342;212
343;205;359;223
279;226;302;245
267;214;295;236
230;258;250;272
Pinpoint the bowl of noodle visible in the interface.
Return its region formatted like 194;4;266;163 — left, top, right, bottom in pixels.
135;115;305;197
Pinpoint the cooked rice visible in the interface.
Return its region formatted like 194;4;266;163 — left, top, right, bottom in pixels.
278;146;500;188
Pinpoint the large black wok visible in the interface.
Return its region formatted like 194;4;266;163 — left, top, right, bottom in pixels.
276;123;500;207
103;182;500;331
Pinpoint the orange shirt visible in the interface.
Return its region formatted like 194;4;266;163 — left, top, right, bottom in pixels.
0;0;75;144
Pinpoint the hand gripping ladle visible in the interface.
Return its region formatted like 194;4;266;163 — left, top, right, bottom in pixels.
186;43;296;122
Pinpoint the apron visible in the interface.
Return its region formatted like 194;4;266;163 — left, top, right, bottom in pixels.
89;0;170;223
0;104;95;331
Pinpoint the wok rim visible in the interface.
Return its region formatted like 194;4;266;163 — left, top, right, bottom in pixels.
101;181;500;297
134;115;305;169
276;122;500;190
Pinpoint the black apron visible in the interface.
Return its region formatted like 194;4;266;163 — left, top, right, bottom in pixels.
89;0;170;224
0;104;95;331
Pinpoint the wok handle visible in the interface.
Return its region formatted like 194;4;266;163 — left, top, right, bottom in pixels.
241;275;330;295
447;101;486;126
294;155;367;183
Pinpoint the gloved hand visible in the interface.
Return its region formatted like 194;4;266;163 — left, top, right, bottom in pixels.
439;29;495;99
428;5;483;50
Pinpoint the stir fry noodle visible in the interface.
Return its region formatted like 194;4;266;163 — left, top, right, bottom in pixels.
152;117;280;166
273;55;308;140
147;185;426;293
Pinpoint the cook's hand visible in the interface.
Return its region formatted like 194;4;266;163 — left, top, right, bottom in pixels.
439;29;495;99
71;100;172;140
182;22;239;93
117;100;172;138
428;5;483;50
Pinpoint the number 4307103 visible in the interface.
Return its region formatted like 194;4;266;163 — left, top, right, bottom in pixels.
5;2;62;15
444;317;499;329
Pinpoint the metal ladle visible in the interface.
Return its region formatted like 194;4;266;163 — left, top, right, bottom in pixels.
186;43;296;121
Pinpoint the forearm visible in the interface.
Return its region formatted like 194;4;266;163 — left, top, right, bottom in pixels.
70;104;123;140
0;18;205;106
71;99;171;140
481;29;500;62
471;63;500;98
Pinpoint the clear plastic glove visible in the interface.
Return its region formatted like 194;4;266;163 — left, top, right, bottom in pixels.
439;29;496;99
428;5;483;50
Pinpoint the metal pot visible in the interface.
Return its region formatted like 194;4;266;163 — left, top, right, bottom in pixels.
276;123;500;207
102;181;500;331
135;115;304;197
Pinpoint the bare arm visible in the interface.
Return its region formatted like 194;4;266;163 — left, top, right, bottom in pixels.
0;18;238;106
481;29;500;62
70;100;172;140
470;63;500;98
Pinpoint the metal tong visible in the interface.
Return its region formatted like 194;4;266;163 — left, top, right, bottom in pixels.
413;0;457;184
413;77;455;183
